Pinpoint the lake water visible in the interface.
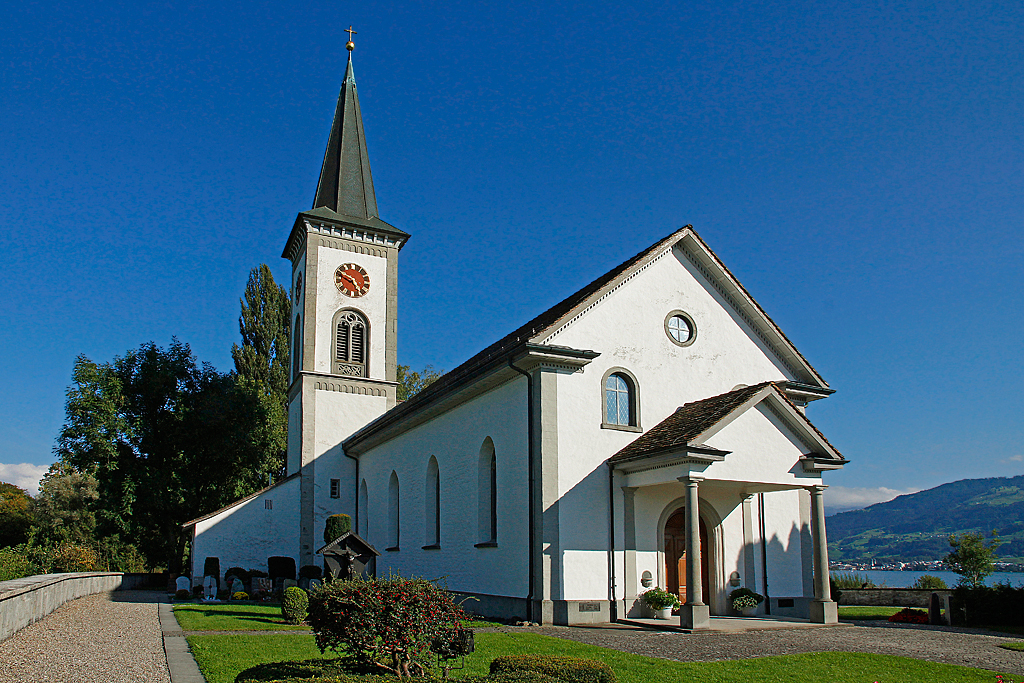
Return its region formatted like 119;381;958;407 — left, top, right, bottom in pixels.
836;569;1024;588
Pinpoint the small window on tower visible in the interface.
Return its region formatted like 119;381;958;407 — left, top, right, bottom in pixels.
330;479;341;499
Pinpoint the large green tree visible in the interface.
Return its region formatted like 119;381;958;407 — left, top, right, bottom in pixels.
945;531;1001;587
0;482;34;548
32;466;99;545
55;340;280;573
396;364;443;402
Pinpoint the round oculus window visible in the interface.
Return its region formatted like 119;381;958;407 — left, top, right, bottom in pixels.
665;312;696;346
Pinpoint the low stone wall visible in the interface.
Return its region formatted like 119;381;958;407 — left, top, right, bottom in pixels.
838;587;953;607
0;572;158;642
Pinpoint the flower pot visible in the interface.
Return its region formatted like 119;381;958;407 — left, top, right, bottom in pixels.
656;607;673;620
739;606;757;617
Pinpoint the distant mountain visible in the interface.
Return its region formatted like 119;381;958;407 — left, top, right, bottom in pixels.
827;475;1024;563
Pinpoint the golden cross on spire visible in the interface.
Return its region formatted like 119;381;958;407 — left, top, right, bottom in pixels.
345;26;357;51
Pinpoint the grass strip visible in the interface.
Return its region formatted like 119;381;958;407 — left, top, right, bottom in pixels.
837;606;903;620
174;603;309;631
187;631;1013;683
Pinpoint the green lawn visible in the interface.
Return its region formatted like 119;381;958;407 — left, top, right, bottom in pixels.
174;603;309;631
999;641;1024;651
837;606;903;620
187;631;1013;683
174;603;501;632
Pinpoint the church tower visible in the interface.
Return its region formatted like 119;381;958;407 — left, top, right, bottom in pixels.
281;38;409;566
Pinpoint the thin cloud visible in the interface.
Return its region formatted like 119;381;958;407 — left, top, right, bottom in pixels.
825;486;920;515
1004;455;1024;463
0;462;50;497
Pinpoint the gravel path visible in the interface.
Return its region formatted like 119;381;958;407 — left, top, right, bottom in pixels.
522;621;1024;675
0;590;170;683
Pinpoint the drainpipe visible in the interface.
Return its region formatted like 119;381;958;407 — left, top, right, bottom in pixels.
508;357;536;624
759;492;771;615
607;461;617;622
345;450;360;536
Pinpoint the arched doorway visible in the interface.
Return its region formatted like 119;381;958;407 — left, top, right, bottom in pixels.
664;509;709;605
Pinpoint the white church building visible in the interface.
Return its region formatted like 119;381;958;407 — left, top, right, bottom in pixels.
184;44;846;629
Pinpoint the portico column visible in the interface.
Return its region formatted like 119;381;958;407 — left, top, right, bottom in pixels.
679;475;709;630
808;485;838;624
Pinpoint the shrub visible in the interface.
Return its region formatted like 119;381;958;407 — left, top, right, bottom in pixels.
299;564;323;580
269;556;297;581
888;608;928;624
728;587;764;604
225;566;250;583
911;574;948;590
0;545;36;581
203;557;220;578
951;583;1024;626
51;542;98;572
324;514;352;544
175;589;191;600
831;572;874;589
307;574;467;676
249;569;269;578
641;587;679;610
232;591;250;600
282;586;309;624
490;655;617;683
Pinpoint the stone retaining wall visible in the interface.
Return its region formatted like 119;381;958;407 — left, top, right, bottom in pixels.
0;572;158;642
838;587;953;607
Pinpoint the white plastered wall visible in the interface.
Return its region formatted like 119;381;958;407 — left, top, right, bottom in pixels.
548;244;806;603
192;476;301;585
315;248;388;379
358;378;530;598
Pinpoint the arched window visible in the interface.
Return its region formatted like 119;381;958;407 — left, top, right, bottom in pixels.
424;457;440;548
333;309;368;377
292;314;301;381
476;438;497;546
387;471;400;550
602;369;640;430
358;479;368;537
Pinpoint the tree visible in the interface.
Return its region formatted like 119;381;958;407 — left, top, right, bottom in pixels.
945;531;1001;587
32;466;99;545
396;365;443;402
0;482;34;548
55;340;280;573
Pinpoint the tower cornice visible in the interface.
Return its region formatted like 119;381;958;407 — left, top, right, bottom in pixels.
282;207;410;262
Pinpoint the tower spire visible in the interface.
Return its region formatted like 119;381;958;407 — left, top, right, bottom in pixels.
312;30;378;220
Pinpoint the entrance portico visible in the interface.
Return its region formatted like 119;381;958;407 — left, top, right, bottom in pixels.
607;383;846;629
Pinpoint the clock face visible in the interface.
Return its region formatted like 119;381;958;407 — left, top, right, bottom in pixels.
335;263;370;298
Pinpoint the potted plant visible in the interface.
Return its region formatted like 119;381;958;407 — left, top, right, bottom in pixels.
729;587;764;616
642;587;680;619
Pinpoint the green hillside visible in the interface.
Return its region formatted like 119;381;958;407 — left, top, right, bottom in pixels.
827;475;1024;563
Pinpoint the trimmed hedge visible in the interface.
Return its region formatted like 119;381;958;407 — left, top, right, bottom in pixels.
951;584;1024;626
269;556;297;581
490;655;616;683
282;586;309;624
324;514;352;544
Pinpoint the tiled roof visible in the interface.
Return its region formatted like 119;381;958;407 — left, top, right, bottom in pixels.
609;383;772;462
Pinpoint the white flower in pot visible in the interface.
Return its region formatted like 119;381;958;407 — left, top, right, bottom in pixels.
642;587;680;619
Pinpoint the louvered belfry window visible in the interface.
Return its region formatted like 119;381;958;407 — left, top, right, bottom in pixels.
334;310;368;377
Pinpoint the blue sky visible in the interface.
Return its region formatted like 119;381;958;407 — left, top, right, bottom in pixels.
1;1;1021;510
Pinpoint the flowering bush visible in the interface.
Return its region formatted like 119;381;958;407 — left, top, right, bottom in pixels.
307;575;468;677
641;587;679;610
888;608;928;624
733;595;759;611
232;591;250;601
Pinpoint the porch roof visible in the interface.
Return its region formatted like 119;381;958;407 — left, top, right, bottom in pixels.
608;382;847;471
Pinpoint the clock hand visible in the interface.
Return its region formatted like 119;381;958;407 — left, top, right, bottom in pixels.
341;273;358;286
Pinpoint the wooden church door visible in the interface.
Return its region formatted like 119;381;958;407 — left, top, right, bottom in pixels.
664;509;709;605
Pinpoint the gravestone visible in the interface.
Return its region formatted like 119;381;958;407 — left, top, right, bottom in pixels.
204;575;217;600
929;592;945;625
175;575;191;593
252;577;273;596
308;578;322;591
282;579;298;591
230;577;245;596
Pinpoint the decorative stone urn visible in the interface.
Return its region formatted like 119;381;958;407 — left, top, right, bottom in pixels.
739;606;757;617
656;607;673;620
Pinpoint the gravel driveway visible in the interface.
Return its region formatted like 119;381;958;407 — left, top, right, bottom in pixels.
524;621;1024;675
0;590;170;683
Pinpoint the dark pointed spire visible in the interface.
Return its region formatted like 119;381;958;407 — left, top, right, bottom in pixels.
312;48;378;220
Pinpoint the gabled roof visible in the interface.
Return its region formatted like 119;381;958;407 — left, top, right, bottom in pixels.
316;531;380;557
345;225;829;452
180;473;299;529
609;382;845;465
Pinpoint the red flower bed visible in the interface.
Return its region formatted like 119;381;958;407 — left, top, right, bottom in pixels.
888;608;928;624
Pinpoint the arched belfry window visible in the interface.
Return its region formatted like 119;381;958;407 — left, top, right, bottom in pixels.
387;471;400;551
602;368;641;431
476;438;497;547
333;309;368;377
424;457;440;548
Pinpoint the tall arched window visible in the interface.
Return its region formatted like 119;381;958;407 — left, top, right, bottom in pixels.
292;314;301;381
387;471;400;550
358;479;368;537
424;457;440;548
476;438;497;546
333;309;368;377
602;369;640;430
